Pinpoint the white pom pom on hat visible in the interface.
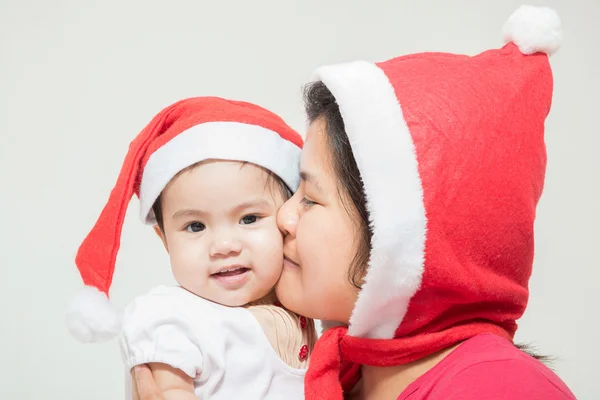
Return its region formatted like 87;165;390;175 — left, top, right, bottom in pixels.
66;286;122;343
502;5;563;55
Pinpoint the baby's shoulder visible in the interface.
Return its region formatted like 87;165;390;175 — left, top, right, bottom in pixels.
139;285;194;300
130;285;193;304
123;285;218;321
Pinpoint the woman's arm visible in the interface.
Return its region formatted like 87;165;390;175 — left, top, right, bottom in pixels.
148;363;196;399
132;364;197;400
132;365;163;400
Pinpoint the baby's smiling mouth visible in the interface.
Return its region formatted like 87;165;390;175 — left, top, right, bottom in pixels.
211;265;250;277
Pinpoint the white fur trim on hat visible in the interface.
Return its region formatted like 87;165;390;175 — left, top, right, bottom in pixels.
314;61;427;340
65;286;122;343
139;122;302;224
502;5;563;55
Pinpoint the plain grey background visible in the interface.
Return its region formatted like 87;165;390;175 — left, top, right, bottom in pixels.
1;0;598;398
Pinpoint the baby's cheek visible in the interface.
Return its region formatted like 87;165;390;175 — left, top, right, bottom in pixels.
171;264;193;289
257;229;284;261
169;253;207;292
265;250;284;284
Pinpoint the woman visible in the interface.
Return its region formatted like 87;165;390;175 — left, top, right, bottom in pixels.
274;6;573;399
133;5;575;399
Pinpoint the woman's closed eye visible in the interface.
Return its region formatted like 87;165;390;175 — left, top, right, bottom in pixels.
185;221;206;233
300;197;317;208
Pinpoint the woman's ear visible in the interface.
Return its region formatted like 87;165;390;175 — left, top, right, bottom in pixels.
153;225;168;251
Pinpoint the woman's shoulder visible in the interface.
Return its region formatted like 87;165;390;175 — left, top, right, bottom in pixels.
247;303;317;369
440;356;575;399
399;333;575;399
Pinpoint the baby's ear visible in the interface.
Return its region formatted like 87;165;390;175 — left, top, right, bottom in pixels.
153;225;168;251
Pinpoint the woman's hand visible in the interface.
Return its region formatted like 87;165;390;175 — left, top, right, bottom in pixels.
132;364;165;400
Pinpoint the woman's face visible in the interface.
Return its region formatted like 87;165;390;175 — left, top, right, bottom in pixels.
276;119;360;324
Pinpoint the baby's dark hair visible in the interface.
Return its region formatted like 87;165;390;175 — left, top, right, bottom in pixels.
152;161;292;232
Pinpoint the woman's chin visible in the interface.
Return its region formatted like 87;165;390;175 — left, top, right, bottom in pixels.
275;278;305;316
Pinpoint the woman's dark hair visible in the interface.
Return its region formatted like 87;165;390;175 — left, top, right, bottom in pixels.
302;81;553;365
303;81;372;289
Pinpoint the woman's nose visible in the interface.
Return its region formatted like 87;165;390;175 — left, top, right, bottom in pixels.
277;193;300;238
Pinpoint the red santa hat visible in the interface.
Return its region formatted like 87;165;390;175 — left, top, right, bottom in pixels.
304;5;563;398
65;97;303;343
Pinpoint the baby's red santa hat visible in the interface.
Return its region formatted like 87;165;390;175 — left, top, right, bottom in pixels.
65;97;302;343
304;5;563;398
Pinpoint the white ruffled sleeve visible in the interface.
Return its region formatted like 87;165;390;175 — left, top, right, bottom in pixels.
119;286;203;379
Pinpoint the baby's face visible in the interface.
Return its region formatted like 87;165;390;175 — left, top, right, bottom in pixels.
156;160;287;306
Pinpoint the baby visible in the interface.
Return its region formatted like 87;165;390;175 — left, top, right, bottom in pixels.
66;97;316;399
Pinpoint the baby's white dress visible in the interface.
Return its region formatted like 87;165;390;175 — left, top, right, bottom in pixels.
120;285;307;399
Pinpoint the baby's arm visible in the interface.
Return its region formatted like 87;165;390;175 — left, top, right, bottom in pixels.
121;287;205;400
147;363;196;400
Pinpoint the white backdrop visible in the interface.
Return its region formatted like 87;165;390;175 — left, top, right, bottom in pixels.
1;0;597;398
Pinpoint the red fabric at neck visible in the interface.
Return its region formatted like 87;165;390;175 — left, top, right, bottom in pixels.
305;323;511;400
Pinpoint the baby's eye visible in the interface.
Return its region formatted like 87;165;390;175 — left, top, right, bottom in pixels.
185;222;205;233
240;215;260;225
